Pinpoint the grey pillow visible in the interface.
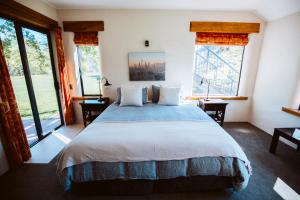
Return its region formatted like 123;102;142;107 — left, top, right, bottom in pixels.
152;85;160;103
116;87;148;104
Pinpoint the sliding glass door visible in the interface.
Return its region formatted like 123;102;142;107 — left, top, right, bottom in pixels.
22;27;62;136
0;18;39;145
0;17;63;146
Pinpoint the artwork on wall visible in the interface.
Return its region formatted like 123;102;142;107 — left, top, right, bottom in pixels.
128;52;165;81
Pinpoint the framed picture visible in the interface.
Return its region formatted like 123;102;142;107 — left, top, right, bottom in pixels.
128;52;165;81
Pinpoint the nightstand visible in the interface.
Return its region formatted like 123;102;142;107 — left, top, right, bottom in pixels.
80;98;110;127
198;99;228;126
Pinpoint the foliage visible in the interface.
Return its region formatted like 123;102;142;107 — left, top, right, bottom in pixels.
0;18;59;119
78;45;101;73
0;18;51;76
0;19;23;76
77;45;101;94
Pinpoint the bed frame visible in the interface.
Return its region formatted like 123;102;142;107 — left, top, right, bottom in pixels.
70;176;233;195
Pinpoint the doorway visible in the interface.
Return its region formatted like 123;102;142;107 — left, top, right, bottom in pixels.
0;18;63;146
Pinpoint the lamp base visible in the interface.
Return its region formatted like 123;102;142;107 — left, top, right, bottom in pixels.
97;96;105;103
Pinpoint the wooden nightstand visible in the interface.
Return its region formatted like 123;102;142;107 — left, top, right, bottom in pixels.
198;99;228;126
80;98;110;127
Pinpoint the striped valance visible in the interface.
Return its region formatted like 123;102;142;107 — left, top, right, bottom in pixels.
74;32;98;46
196;32;249;46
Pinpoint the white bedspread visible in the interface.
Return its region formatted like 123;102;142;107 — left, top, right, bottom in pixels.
57;120;251;173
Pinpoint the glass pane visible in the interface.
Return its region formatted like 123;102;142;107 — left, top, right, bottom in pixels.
22;27;61;135
0;18;38;145
193;45;244;96
77;46;101;95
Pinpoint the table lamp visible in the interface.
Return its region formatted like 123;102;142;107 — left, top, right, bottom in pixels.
200;77;211;101
98;76;111;102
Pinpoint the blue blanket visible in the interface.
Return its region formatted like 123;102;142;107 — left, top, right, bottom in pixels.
96;103;212;122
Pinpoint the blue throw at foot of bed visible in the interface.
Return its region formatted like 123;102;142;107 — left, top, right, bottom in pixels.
60;157;249;191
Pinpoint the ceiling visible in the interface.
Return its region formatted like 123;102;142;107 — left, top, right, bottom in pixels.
45;0;300;21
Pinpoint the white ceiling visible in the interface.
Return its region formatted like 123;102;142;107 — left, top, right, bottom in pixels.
45;0;300;21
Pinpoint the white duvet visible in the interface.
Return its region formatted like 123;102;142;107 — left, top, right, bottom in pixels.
57;120;251;173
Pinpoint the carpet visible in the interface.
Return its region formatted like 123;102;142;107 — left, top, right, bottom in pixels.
0;122;299;200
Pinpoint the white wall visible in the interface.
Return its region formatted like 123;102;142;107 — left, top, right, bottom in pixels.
57;9;264;123
250;12;300;141
15;0;58;20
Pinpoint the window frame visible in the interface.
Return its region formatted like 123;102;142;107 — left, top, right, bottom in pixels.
76;45;101;96
192;45;246;97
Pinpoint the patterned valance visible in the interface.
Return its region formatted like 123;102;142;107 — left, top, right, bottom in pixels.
74;32;98;46
196;32;249;46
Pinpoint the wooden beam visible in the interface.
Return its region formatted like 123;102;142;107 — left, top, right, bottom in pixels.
190;22;260;33
63;21;104;32
282;107;300;118
0;0;58;30
187;96;248;101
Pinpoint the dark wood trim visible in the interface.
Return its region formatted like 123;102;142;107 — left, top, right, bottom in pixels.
282;107;300;118
14;22;43;140
190;22;260;33
63;21;104;32
0;0;58;30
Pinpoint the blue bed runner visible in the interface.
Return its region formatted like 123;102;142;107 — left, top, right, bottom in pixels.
96;103;212;122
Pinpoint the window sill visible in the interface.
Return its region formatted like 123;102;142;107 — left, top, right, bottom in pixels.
187;96;248;100
73;96;98;101
73;96;248;101
282;107;300;118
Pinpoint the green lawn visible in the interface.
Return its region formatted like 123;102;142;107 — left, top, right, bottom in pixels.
11;75;59;120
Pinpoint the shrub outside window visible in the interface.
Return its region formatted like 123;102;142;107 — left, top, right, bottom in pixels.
77;45;101;96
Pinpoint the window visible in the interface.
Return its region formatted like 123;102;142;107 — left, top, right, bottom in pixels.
77;45;101;96
192;45;245;96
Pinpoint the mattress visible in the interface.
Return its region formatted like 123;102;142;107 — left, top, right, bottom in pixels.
57;103;251;191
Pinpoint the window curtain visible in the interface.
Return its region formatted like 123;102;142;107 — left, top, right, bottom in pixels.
0;40;31;168
73;32;98;46
54;27;75;125
196;32;248;46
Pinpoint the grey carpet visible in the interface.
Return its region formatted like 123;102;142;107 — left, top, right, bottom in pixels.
0;122;299;200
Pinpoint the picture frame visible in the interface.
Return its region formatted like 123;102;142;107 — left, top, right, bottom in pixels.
128;52;165;81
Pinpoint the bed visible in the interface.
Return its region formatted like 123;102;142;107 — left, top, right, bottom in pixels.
57;103;251;192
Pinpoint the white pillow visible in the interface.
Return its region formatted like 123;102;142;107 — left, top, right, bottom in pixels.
120;86;143;107
158;86;181;106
